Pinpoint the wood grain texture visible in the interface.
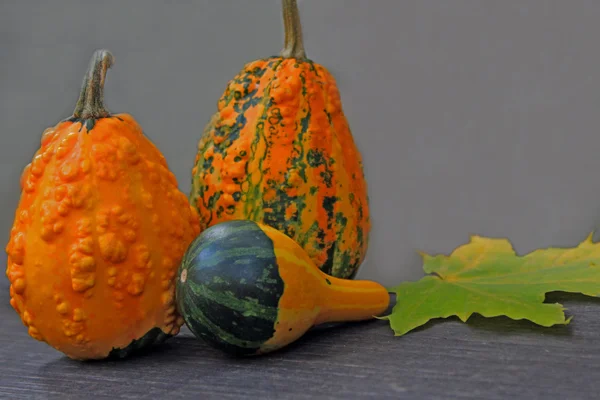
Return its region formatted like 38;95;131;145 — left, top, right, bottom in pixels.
1;288;600;400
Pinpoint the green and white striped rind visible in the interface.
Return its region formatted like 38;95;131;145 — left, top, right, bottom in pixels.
176;220;285;355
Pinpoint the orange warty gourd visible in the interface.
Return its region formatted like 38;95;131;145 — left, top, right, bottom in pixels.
5;49;201;360
190;0;370;279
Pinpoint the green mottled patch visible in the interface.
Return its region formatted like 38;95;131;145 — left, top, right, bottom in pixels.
108;327;170;359
307;148;326;167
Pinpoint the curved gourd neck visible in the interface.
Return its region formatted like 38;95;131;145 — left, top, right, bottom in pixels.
314;275;390;326
280;0;307;60
71;49;114;121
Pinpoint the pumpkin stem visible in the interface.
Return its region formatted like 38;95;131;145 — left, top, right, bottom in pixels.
72;49;114;120
280;0;307;59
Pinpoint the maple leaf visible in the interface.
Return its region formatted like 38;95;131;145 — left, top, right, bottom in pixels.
382;233;600;336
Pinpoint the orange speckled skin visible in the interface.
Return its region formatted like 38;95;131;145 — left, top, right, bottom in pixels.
190;57;370;279
5;114;201;360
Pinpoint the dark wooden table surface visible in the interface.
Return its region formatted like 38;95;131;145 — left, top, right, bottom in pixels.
2;288;600;400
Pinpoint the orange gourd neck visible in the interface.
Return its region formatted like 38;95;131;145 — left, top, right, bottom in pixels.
314;274;391;326
280;0;307;60
68;49;114;127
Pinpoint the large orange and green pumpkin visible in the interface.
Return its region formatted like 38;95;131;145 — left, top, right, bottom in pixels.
190;0;370;279
5;49;201;360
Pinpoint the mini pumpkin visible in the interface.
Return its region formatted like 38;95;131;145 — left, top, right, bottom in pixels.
190;0;370;279
5;49;201;360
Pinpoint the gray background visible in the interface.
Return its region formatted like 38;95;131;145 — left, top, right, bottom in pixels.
2;0;600;290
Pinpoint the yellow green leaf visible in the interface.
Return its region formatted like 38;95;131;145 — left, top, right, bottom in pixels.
382;233;600;336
